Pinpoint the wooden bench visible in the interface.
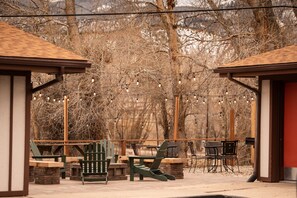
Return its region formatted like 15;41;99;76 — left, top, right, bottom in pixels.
30;160;64;184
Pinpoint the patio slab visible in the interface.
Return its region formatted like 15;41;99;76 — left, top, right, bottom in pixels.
21;167;296;198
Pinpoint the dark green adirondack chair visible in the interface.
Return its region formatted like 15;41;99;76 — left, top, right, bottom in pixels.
131;141;176;181
79;142;110;185
29;140;66;178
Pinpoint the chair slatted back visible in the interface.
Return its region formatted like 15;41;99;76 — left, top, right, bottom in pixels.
221;140;238;156
82;142;108;174
30;139;42;156
150;141;168;170
99;139;115;162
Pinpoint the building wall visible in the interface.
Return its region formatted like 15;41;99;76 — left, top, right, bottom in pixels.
260;80;270;179
0;73;30;197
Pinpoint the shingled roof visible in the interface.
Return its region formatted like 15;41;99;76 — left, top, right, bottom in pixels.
0;22;90;74
214;45;297;77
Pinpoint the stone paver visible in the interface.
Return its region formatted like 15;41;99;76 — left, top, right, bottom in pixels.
20;168;297;198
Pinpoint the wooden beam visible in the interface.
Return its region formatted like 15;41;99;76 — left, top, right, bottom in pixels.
251;100;256;165
173;95;180;141
230;109;235;140
64;96;69;156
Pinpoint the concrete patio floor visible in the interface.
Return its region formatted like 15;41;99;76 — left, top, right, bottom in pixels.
20;168;296;198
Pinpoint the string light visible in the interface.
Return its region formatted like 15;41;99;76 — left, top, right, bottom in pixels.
136;80;139;86
178;79;181;84
93;92;96;96
33;96;37;100
165;98;168;102
91;78;95;83
158;82;162;87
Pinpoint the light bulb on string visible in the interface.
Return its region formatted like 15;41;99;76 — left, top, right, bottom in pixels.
33;96;37;100
136;80;139;86
225;90;228;95
251;97;254;101
110;99;113;103
234;99;237;104
126;87;129;92
47;97;50;101
158;82;161;88
91;78;95;83
136;98;139;103
39;93;42;97
165;98;168;102
53;99;56;102
194;95;197;99
178;79;181;84
93;92;96;96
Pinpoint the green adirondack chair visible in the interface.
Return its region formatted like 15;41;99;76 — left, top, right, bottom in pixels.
130;141;176;181
79;142;111;185
29;140;66;178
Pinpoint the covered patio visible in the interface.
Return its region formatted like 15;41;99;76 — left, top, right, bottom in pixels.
0;22;90;197
214;45;297;183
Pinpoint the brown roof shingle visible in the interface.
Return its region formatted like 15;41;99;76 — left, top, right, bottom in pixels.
0;22;85;60
0;22;91;74
222;45;297;67
214;45;297;77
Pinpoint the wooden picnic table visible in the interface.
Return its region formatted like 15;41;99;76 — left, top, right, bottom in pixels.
36;143;89;156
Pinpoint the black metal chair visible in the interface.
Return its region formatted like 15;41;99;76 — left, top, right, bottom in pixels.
220;140;240;172
204;141;222;172
188;141;199;172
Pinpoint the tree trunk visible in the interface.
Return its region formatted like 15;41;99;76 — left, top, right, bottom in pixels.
65;0;81;52
291;0;297;19
246;0;283;52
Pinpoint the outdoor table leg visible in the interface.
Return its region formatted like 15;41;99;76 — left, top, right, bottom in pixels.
129;157;134;181
53;146;63;155
73;145;84;156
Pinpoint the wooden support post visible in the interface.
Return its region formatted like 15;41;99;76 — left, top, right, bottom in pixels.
173;95;180;141
229;108;235;166
121;140;126;156
251;100;256;165
64;96;69;156
229;109;235;140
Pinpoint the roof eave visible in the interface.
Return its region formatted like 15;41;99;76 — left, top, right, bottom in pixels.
0;56;91;74
214;62;297;78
